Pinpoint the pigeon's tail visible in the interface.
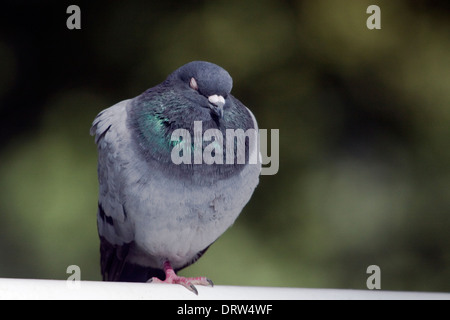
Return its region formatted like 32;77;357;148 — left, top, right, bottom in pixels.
100;236;165;282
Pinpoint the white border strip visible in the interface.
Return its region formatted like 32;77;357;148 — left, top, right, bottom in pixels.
0;278;449;300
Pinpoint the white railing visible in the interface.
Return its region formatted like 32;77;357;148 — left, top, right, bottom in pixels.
0;278;448;300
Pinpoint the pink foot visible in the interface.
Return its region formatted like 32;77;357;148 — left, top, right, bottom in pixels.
147;260;213;295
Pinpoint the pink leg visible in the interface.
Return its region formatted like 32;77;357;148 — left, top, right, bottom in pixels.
147;260;213;295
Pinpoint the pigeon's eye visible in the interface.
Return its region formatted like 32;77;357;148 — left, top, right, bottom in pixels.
189;77;198;91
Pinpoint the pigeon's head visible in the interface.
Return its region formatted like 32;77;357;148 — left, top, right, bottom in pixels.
129;60;255;178
165;61;233;118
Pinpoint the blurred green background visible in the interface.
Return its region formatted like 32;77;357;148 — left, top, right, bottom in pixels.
0;0;449;292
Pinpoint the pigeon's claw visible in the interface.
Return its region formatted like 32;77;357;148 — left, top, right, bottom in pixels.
147;260;213;295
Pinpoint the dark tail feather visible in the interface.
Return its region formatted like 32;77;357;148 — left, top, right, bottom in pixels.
113;262;166;282
100;236;165;282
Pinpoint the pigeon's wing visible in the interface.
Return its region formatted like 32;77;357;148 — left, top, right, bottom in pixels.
91;99;140;280
90;99;135;244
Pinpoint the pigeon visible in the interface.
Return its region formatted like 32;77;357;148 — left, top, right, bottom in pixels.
90;61;261;294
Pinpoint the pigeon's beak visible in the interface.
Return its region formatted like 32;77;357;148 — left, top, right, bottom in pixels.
208;94;225;118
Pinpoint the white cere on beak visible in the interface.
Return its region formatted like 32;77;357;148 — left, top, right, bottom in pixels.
208;94;225;108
